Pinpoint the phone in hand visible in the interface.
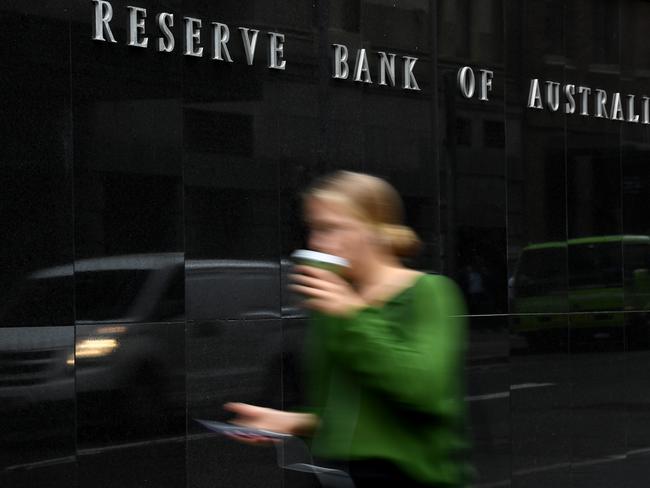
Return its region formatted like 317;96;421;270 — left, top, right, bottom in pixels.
195;418;292;441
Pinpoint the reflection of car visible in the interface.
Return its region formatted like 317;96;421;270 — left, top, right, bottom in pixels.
0;254;301;440
511;235;650;348
186;258;303;320
0;254;186;439
185;258;305;416
0;327;74;408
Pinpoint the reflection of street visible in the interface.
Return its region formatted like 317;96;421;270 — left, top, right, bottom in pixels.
0;254;298;484
3;431;284;488
467;330;650;488
0;326;75;470
5;338;650;488
2;248;647;485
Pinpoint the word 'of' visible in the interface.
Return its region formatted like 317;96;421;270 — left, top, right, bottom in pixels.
457;66;494;101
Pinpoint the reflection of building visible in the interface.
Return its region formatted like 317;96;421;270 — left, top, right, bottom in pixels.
504;1;650;279
2;1;650;488
438;0;507;311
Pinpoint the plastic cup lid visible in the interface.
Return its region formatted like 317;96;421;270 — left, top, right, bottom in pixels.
291;249;349;268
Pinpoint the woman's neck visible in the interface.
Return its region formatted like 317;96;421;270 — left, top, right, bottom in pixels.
350;253;401;291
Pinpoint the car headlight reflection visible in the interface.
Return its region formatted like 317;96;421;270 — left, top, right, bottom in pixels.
75;338;120;359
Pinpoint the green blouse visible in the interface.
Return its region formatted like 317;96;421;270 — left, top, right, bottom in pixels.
305;273;472;487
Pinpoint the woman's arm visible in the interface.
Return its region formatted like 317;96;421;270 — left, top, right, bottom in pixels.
224;402;319;437
326;275;467;415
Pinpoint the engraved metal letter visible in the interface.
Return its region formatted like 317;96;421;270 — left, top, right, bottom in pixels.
377;52;396;87
564;84;576;114
268;32;286;70
627;95;640;123
479;69;493;101
157;13;174;52
239;27;260;65
184;17;203;57
527;79;543;109
354;49;372;83
457;67;475;98
332;44;349;79
594;89;608;118
610;92;624;121
402;56;420;90
642;97;650;124
211;23;232;61
127;6;148;48
545;81;560;111
92;0;116;43
577;86;591;116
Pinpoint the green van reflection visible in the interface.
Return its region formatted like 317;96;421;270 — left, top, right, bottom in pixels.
511;235;650;348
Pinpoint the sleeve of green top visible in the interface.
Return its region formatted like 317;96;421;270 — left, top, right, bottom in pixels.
303;311;335;417
328;274;468;415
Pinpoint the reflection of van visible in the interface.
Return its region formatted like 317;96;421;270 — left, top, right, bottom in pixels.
0;253;186;439
511;236;650;345
186;258;303;320
0;255;299;440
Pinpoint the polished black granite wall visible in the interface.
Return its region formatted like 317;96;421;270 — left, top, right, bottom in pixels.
0;1;649;487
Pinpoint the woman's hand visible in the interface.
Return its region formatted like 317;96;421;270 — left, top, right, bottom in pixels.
223;402;318;445
290;265;367;317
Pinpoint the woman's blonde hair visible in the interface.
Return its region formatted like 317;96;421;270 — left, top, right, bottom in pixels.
304;171;422;258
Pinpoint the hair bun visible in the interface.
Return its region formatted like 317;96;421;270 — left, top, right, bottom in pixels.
380;224;422;258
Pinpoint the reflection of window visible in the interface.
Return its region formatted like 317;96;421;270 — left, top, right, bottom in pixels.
330;1;360;32
76;270;151;321
624;243;650;283
456;118;472;146
569;242;622;289
484;120;504;148
543;0;564;55
156;266;185;320
592;0;618;63
0;276;72;326
515;247;566;297
184;110;253;156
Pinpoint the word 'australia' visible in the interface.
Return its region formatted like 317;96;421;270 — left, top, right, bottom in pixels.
91;0;286;69
528;78;650;124
331;44;420;91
